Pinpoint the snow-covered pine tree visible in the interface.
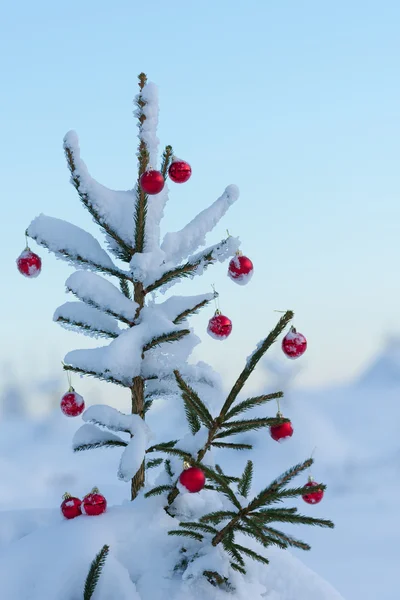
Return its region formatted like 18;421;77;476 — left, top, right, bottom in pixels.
25;73;334;595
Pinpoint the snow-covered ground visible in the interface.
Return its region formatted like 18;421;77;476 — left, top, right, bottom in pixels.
0;341;397;599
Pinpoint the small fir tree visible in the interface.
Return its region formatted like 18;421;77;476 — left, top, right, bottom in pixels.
24;73;333;587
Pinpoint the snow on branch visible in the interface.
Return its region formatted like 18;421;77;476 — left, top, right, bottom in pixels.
54;302;122;339
156;293;215;324
161;185;239;264
27;214;127;279
66;271;138;325
64;131;135;260
118;415;152;481
144;235;241;294
72;423;127;451
138;82;160;168
64;305;191;385
83;405;133;432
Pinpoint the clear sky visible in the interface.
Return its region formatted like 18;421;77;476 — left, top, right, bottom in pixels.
1;0;399;393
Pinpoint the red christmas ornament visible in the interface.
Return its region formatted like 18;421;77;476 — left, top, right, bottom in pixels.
60;388;85;417
302;477;324;505
228;252;254;285
179;466;206;493
168;158;192;184
282;327;307;359
140;169;165;195
207;310;232;340
60;493;82;520
270;413;294;442
16;247;42;278
83;487;107;516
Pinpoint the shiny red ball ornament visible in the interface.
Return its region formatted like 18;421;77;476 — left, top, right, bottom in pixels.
179;466;206;493
140;169;165;195
61;493;82;520
282;327;307;359
270;413;294;442
302;477;324;505
228;252;254;285
168;159;192;184
207;310;232;340
60;388;85;417
83;487;107;516
16;247;42;278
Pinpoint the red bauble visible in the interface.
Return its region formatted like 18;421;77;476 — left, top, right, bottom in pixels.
140;169;165;195
302;478;324;505
83;487;107;516
207;311;232;340
228;253;254;285
179;467;206;493
60;388;85;417
16;248;42;278
270;414;294;442
168;159;192;184
61;493;82;520
282;327;307;359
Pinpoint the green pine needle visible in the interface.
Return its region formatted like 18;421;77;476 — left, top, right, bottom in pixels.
83;544;110;600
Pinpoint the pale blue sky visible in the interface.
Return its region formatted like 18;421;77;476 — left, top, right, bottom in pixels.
1;0;399;392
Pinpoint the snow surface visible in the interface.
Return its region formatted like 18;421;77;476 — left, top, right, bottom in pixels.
28;214;122;273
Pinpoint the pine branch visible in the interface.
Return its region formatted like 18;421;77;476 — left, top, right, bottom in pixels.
64;142;134;263
174;370;214;429
55;316;119;339
146;457;163;469
177;522;218;535
219;416;289;433
164;459;173;478
233;544;269;566
261;526;311;551
169;530;204;541
74;440;128;452
119;278;132;299
146;440;178;453
142;329;190;353
65;283;133;326
63;364;128;387
224;392;283;421
144;238;231;294
173;298;212;325
251;509;334;529
220;311;294;418
238;461;253;498
161;145;173;178
211;441;253;450
83;544;110;600
200;511;239;524
144;484;173;498
28;231;130;281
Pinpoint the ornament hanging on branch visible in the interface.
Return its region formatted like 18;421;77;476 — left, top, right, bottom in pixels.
16;241;42;278
282;326;307;359
179;465;206;493
302;476;324;505
60;387;85;417
207;310;232;340
140;168;165;195
228;251;254;285
168;158;192;183
60;493;82;520
207;286;232;340
270;412;294;442
83;487;107;516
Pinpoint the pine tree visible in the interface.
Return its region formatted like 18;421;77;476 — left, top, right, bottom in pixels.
25;73;333;587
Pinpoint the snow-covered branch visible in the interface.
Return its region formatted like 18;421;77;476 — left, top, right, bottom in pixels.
64;131;135;261
73;423;128;451
54;302;122;339
161;185;239;264
66;271;138;325
27;214;129;279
